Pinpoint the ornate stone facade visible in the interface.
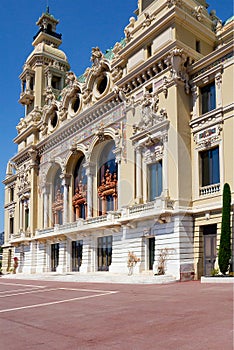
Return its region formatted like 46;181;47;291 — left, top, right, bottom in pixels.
2;1;233;280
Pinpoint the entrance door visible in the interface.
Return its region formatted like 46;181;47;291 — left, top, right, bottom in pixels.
203;225;217;276
51;243;59;272
98;236;112;271
72;240;83;272
148;237;155;270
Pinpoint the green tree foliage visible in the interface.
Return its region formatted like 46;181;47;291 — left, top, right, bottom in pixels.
218;183;231;274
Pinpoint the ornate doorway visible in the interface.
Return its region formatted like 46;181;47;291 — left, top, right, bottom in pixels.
203;224;217;276
72;240;83;272
98;236;112;271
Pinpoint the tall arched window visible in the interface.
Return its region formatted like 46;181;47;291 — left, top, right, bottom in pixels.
98;140;118;215
72;156;87;220
52;168;63;225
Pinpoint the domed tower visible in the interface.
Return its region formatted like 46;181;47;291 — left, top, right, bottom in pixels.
18;8;70;116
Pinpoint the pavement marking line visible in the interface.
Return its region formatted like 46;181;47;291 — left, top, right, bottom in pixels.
0;288;44;295
0;288;61;298
59;287;118;293
0;282;45;288
0;290;118;314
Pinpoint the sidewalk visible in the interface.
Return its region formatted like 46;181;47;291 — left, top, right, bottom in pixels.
1;271;177;284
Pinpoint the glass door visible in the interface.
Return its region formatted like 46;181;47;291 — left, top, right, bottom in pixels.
72;240;83;272
51;243;59;272
148;237;155;270
98;236;112;271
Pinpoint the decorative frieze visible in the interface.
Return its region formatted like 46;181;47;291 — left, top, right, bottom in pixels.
193;124;222;149
144;143;164;164
133;91;167;135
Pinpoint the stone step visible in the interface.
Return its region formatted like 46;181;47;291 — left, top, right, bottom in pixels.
2;272;177;284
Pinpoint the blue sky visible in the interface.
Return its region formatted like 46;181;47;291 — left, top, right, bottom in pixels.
0;0;233;232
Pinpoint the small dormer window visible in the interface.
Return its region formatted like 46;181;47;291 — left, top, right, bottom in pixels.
52;76;61;90
97;75;108;94
72;96;81;113
93;73;110;99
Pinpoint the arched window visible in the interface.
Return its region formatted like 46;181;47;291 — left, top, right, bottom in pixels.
98;140;118;215
52;168;63;225
72;156;87;220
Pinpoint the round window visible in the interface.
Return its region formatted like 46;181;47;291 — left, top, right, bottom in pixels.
72;95;80;113
94;73;110;99
97;75;108;95
50;111;58;129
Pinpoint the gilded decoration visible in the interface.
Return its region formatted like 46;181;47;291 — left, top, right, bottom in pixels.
98;169;118;214
52;189;63;224
72;182;87;220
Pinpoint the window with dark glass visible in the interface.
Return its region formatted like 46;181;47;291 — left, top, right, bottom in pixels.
98;140;118;215
25;208;29;230
201;82;216;114
142;0;154;11
52;169;63;225
148;160;162;201
10;187;14;202
72;240;83;272
10;217;14;235
51;243;59;272
52;76;61;90
73;156;87;220
200;147;220;187
98;236;112;271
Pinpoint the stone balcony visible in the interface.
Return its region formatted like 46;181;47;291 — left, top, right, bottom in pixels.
199;183;220;196
35;196;175;239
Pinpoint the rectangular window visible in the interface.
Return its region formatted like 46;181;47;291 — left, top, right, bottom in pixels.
25;208;29;230
201;82;216;114
146;44;152;59
10;188;14;202
142;0;154;11
10;217;14;235
196;40;201;53
200;147;220;187
148;160;162;201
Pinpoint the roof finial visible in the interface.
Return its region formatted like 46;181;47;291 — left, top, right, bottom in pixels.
46;0;50;13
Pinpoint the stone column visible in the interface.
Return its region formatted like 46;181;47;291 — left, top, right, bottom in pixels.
19;199;23;231
191;84;198;119
43;186;49;228
116;156;121;210
162;134;169;197
84;162;95;218
61;175;71;224
135;146;143;201
57;240;67;273
215;72;222;108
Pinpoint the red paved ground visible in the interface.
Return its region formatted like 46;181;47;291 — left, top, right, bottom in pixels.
0;279;233;350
